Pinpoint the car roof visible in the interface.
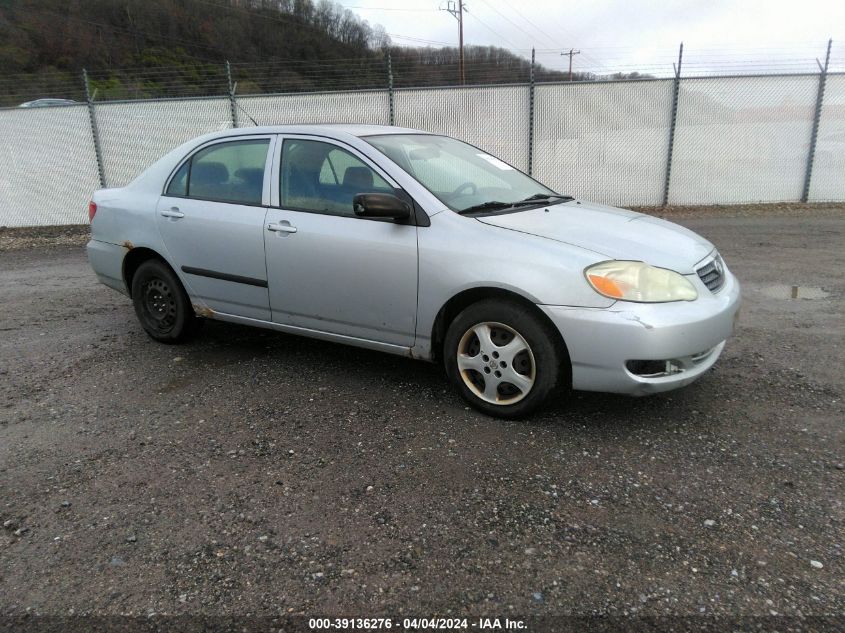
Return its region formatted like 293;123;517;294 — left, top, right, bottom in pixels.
209;123;432;140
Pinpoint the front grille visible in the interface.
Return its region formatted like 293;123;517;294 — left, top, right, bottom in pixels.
697;255;725;293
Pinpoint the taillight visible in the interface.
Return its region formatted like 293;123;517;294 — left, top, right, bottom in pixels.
88;201;97;222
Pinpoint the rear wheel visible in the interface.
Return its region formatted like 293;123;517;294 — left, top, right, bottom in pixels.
131;259;198;343
443;299;564;418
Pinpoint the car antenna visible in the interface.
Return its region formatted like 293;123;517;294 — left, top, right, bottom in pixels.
231;81;259;126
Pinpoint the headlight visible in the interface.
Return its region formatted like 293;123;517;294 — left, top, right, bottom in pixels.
585;261;698;302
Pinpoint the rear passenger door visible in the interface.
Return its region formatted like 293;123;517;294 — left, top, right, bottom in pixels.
157;136;274;320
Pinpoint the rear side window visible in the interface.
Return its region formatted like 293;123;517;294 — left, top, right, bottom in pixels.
167;139;270;205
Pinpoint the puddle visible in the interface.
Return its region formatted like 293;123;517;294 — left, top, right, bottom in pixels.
757;284;831;300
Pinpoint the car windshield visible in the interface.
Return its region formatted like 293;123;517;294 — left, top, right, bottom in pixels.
364;134;567;214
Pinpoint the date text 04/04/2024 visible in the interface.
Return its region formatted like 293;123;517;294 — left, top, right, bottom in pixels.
308;617;526;629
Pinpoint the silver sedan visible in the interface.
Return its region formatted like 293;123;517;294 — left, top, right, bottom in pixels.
87;124;741;417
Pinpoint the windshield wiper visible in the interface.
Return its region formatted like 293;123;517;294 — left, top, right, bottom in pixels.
457;201;514;215
514;193;575;205
458;194;574;215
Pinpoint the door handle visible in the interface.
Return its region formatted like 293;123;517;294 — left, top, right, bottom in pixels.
267;222;297;234
160;207;185;219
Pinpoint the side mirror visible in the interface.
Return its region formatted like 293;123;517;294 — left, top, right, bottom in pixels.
353;193;411;220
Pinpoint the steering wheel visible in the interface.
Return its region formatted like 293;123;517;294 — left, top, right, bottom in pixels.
451;182;477;197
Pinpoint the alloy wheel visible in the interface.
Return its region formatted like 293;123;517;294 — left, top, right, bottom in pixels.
456;321;536;405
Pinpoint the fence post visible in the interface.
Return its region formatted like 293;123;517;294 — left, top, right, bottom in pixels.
662;43;683;207
528;48;536;176
226;60;239;128
802;39;832;203
83;69;107;188
386;50;395;126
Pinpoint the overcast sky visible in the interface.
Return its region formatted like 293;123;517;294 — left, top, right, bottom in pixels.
339;0;844;76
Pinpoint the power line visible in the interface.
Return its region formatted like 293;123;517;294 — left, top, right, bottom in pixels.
498;0;605;70
388;33;454;46
473;0;550;49
464;10;522;50
341;5;436;11
497;0;562;49
477;0;605;72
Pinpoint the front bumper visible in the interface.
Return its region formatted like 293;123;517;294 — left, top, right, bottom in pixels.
540;271;741;395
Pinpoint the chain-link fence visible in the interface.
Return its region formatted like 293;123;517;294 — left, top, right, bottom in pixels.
0;105;100;226
1;67;843;226
669;75;821;204
394;85;531;172
95;97;234;188
534;79;674;206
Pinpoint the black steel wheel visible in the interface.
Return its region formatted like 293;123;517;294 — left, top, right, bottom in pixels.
131;259;198;344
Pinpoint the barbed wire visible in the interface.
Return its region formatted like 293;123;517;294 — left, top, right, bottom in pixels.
0;40;841;107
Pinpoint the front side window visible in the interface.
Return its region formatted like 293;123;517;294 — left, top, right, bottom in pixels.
364;134;559;214
168;139;270;205
281;139;393;216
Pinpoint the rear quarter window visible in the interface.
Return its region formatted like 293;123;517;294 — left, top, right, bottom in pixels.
167;161;189;197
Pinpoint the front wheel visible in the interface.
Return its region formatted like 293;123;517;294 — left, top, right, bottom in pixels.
131;259;198;344
443;299;564;418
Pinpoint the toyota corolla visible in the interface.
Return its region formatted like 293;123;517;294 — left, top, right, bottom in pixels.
87;124;741;417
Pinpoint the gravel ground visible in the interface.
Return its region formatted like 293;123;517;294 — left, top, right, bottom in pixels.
0;224;90;252
0;207;843;630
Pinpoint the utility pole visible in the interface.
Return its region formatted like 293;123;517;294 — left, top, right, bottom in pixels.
561;48;581;81
441;0;466;84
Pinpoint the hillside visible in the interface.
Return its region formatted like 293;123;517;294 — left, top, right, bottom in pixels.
0;0;578;106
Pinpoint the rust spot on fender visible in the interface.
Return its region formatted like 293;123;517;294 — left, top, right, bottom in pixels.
192;304;215;319
408;347;433;361
121;240;134;250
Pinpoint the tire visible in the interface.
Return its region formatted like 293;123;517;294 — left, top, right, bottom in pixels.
443;299;564;418
130;259;198;344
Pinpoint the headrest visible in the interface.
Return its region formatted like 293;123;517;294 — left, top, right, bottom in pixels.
343;166;373;190
235;167;264;188
192;161;228;184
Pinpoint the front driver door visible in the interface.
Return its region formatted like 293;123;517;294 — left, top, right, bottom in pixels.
264;136;418;348
157;136;274;321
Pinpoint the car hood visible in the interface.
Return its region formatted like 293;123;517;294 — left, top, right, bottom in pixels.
476;200;714;274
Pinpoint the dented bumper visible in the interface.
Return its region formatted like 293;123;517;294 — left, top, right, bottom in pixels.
540;272;741;395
